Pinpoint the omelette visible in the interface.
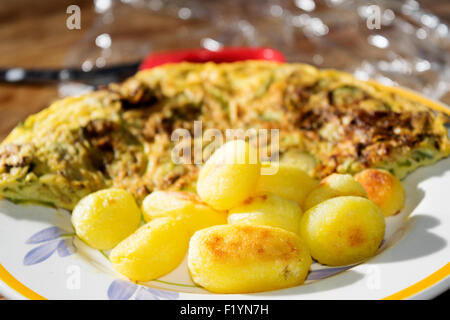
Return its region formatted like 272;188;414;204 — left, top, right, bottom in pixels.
0;61;449;210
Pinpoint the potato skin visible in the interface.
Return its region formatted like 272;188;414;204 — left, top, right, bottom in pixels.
188;224;312;293
110;217;189;282
228;193;303;236
256;162;318;206
300;196;385;266
303;173;367;210
354;169;405;217
197;140;260;210
71;188;141;250
142;191;227;234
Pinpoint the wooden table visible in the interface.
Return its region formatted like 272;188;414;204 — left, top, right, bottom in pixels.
0;0;448;300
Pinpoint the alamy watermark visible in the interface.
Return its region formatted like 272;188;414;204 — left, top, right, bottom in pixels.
66;5;81;30
171;121;280;175
366;5;381;30
66;264;81;290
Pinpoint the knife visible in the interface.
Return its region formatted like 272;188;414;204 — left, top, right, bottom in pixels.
0;62;140;87
0;48;285;87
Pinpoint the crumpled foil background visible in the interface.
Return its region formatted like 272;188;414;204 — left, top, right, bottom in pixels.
62;0;450;104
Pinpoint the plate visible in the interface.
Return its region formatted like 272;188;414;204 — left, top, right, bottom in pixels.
0;153;449;300
1;85;449;300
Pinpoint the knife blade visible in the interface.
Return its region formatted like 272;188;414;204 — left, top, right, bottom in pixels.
0;62;140;87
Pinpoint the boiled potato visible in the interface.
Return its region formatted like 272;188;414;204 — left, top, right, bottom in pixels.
188;224;312;293
197;139;260;210
300;196;385;266
303;173;367;210
354;168;405;217
71;188;141;250
280;150;317;175
142;191;227;234
256;162;318;206
110;217;189;282
228;193;303;236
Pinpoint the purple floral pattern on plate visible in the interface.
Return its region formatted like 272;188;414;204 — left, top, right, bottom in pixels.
108;280;179;300
23;226;76;265
306;265;353;281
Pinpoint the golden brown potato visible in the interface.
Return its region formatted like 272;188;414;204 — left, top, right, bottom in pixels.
110;217;189;282
303;173;367;210
256;162;318;206
354;168;405;217
188;224;312;293
228;193;303;235
71;188;141;250
197;140;260;210
300;196;385;266
142;191;227;235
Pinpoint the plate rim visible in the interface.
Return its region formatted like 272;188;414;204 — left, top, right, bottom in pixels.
0;261;448;300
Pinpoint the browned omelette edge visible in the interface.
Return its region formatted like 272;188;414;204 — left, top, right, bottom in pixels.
369;81;450;117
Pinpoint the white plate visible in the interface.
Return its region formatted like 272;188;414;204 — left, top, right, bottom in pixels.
0;157;449;300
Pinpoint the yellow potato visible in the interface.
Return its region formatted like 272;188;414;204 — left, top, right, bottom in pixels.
300;196;385;266
256;162;318;206
228;193;303;236
280;150;317;175
142;191;227;234
303;173;367;210
110;217;189;282
354;168;405;217
197;139;261;210
188;224;312;293
71;188;141;250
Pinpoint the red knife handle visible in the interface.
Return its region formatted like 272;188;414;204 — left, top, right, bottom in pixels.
139;47;285;70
